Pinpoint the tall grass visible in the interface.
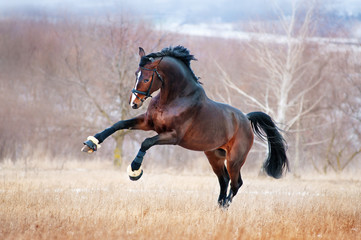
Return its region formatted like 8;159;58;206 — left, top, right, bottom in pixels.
0;159;360;239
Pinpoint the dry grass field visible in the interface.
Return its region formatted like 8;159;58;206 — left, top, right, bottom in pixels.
0;159;360;240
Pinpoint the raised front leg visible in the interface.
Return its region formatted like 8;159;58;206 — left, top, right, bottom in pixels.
81;114;150;153
128;130;178;181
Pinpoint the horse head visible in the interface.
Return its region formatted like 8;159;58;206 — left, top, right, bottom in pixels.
129;47;164;109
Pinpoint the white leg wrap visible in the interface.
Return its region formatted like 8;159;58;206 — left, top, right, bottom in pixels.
127;165;143;177
87;136;101;149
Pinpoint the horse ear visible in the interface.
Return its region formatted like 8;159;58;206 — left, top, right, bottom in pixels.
139;47;145;57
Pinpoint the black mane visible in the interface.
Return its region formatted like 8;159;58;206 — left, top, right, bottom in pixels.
140;46;200;83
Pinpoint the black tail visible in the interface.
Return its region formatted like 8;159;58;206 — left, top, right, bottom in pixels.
247;112;289;178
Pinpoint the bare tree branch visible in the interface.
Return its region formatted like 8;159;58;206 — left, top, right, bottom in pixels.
215;61;272;114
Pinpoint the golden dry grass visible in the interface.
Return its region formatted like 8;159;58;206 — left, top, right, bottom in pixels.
0;159;360;240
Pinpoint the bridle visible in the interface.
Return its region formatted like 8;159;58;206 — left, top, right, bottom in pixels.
131;58;164;102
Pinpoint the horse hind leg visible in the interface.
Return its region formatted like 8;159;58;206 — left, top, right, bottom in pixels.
225;146;251;206
225;163;243;205
204;150;229;207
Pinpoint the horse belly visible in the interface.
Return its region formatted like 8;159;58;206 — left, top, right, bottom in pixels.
178;102;246;151
178;120;234;151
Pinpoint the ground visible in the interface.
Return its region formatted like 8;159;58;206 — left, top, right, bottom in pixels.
0;159;360;239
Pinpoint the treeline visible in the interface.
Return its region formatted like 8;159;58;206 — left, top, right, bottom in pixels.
0;10;360;175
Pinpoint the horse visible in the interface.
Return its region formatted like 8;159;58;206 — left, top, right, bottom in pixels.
82;45;288;207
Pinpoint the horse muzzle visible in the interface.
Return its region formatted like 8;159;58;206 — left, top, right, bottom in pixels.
129;92;144;109
131;102;142;109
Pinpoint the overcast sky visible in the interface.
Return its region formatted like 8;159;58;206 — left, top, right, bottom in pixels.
1;0;361;23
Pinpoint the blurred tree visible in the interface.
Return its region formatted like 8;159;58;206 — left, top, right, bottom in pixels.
322;50;361;173
216;0;331;175
60;15;168;166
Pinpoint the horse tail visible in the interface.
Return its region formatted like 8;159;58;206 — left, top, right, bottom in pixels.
247;111;289;178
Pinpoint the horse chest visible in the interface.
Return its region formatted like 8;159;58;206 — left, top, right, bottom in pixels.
151;110;172;127
152;111;167;125
149;106;186;132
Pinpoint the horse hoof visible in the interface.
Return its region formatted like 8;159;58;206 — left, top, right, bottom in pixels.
81;137;100;153
81;145;93;153
127;165;143;181
221;202;230;209
218;200;230;209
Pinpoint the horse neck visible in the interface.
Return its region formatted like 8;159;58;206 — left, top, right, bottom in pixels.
159;59;201;104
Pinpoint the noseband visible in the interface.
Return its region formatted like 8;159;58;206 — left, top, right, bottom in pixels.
131;59;164;102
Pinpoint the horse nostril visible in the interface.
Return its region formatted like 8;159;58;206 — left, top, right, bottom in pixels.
132;104;138;109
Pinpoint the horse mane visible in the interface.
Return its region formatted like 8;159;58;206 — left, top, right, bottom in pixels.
140;45;200;83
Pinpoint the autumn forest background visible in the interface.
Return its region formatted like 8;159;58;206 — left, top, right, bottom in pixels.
1;0;360;177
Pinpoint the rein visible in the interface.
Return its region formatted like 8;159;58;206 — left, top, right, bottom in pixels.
131;58;164;102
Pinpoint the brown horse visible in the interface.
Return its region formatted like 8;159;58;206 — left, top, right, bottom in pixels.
82;46;288;207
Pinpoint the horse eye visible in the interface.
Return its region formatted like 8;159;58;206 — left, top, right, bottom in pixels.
143;79;149;83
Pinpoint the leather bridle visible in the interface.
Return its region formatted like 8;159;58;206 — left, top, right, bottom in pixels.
131;58;164;102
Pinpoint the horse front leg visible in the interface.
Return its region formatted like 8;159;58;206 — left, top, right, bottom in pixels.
128;130;178;181
81;114;150;153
